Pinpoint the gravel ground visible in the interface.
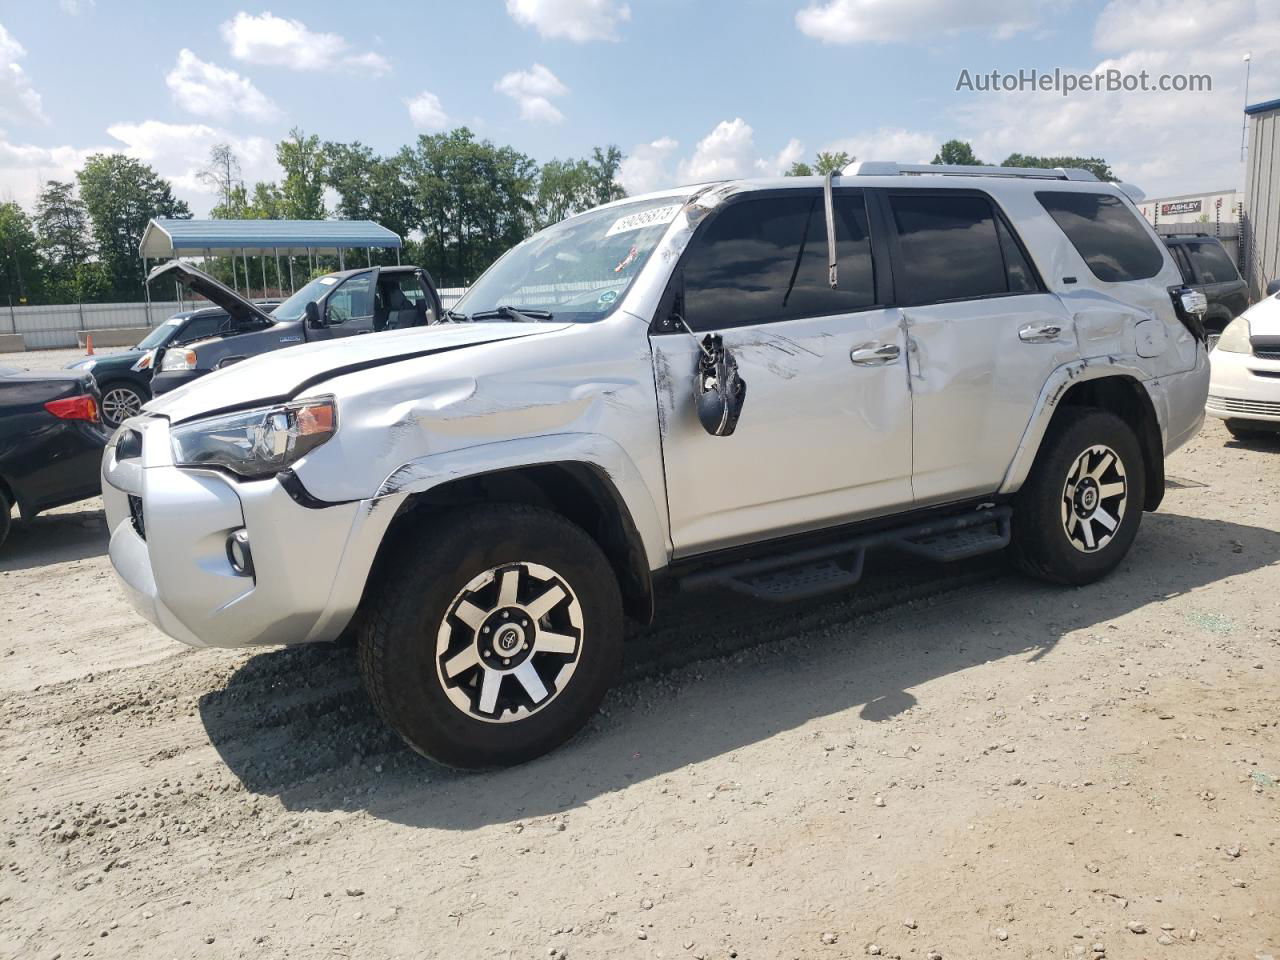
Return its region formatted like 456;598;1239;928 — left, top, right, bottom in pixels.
1;412;1277;960
0;347;132;372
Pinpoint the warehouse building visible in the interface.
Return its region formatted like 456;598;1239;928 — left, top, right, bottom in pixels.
1243;97;1279;300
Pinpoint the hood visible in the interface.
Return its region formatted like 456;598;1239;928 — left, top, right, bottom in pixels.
147;260;276;327
66;351;142;371
143;321;570;423
1241;290;1280;336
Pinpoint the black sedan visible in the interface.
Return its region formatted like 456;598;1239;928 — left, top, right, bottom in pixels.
1;367;109;548
65;301;279;428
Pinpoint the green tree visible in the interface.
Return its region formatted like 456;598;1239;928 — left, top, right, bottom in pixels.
535;157;595;227
322;141;417;257
1000;153;1117;181
76;153;190;298
587;146;626;206
783;150;852;176
34;180;92;300
245;182;286;219
0;202;43;305
277;128;326;219
932;140;984;165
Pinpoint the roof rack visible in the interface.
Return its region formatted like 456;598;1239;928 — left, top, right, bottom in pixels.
844;161;1100;182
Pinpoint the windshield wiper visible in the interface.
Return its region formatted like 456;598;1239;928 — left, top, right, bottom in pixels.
444;308;469;322
470;305;554;323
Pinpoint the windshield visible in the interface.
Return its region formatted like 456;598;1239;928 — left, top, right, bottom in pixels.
137;316;186;349
272;274;344;321
454;196;688;322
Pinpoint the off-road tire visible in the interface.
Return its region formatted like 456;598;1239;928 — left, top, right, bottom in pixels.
1008;407;1145;586
357;504;623;769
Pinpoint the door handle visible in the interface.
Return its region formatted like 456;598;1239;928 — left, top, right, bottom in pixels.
850;343;901;366
1019;322;1064;343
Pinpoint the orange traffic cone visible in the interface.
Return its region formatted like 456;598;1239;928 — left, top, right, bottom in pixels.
85;333;95;356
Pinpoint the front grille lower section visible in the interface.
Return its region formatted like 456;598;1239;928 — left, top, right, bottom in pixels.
128;495;146;540
1206;395;1280;417
1255;349;1280;361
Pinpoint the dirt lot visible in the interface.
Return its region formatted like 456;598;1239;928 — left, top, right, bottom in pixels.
1;384;1277;958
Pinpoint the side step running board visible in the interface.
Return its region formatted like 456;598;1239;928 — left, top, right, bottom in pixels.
679;505;1012;602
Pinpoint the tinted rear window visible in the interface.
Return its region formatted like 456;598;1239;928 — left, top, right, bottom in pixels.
1183;241;1239;284
1037;191;1164;282
888;193;1021;304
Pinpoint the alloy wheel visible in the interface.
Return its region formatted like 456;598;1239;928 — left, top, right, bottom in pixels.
101;386;143;427
1060;444;1127;553
434;561;584;723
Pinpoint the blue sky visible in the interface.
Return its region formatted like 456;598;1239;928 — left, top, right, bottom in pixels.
1;0;1276;215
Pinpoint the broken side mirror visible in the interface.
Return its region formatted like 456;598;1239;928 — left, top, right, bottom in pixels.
695;334;747;437
304;300;323;329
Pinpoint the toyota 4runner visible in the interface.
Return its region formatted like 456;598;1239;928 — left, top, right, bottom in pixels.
103;162;1211;768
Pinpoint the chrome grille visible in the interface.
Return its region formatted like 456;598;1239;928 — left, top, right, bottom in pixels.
1206;395;1280;417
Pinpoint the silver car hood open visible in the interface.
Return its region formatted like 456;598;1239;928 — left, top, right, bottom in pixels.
144;321;569;423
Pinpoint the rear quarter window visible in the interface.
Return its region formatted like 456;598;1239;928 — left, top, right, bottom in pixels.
1036;191;1165;283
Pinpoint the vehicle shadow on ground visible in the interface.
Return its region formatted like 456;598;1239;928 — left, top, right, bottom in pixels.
0;504;108;571
198;510;1280;830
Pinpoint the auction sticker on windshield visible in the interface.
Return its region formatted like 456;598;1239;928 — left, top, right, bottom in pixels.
605;204;683;237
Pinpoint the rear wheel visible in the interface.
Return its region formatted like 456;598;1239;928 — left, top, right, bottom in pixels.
357;504;623;769
1009;408;1146;585
99;381;147;428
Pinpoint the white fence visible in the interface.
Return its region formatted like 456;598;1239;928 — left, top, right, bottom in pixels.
3;288;469;350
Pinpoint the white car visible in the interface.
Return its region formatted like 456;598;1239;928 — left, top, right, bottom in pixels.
103;162;1210;768
1206;288;1280;439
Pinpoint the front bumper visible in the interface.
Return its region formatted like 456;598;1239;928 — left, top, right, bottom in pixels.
149;369;205;396
1206;347;1280;423
102;416;404;648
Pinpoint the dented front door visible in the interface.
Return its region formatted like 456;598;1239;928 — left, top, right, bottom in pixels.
650;191;913;557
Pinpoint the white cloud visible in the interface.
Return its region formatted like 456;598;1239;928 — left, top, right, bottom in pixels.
679;118;757;181
220;11;390;75
0;24;46;126
165;49;280;123
756;137;806;176
104;120;280;212
505;0;631;42
59;0;94;12
406;90;448;130
618;136;679;194
495;63;568;123
822;128;938;165
0;138;102;207
1093;0;1250;53
796;0;1048;44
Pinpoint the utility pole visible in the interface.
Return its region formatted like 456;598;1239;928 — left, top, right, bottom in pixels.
1241;53;1252;162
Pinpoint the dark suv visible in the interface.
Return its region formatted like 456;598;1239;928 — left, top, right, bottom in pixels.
65;302;278;428
1162;234;1249;345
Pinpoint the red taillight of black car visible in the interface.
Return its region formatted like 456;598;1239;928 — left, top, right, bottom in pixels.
43;394;100;422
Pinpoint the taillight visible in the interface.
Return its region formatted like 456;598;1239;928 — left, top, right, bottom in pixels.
44;394;100;422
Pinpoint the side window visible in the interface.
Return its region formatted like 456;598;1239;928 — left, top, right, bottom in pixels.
681;194;876;332
176;315;222;343
1169;245;1195;284
887;193;1011;304
995;216;1038;293
1036;191;1165;282
1184;242;1239;284
325;274;374;325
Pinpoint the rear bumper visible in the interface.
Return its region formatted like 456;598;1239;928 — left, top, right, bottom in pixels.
102;416;404;648
1206;348;1280;423
11;420;108;520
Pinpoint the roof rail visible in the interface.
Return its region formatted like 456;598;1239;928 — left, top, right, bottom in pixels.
844;160;1100;182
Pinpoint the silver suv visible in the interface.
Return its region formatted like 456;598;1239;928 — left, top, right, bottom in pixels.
103;162;1210;768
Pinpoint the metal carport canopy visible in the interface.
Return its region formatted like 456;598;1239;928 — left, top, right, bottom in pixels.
139;218;403;258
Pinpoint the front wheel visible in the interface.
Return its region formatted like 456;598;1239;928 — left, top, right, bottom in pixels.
1009;408;1146;585
357;504;623;769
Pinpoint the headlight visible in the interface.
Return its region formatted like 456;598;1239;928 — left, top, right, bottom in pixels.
169;397;337;479
131;350;155;372
161;349;197;372
1215;317;1251;354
